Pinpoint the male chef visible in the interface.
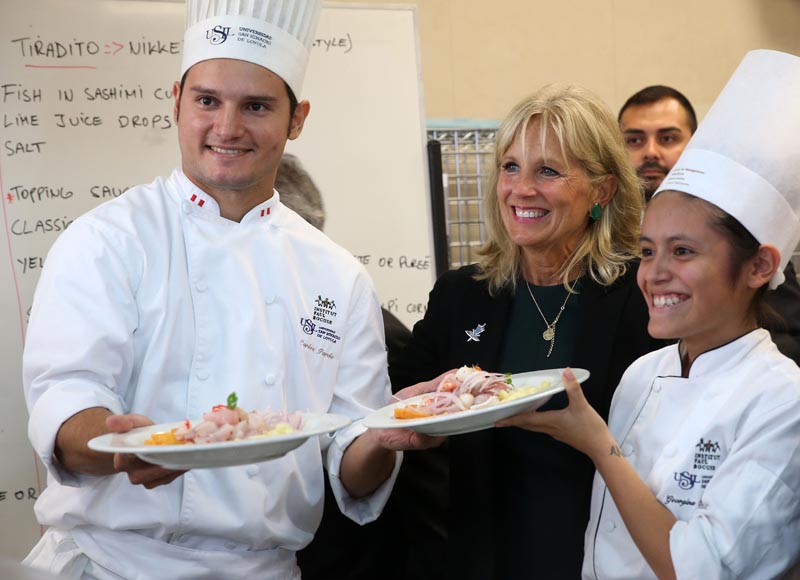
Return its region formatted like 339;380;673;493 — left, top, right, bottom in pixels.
618;85;696;201
22;1;436;578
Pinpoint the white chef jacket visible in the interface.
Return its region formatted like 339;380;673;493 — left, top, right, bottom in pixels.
583;329;800;580
23;169;400;580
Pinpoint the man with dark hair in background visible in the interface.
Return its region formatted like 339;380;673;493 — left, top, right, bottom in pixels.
620;85;800;365
618;85;697;201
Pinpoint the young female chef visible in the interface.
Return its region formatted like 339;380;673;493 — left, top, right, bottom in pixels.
499;49;800;579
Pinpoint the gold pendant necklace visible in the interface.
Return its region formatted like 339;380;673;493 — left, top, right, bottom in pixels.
525;280;571;358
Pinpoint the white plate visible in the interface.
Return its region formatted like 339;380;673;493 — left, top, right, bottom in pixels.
363;368;590;436
88;412;351;469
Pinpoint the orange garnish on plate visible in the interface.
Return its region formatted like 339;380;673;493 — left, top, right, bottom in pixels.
144;429;184;446
394;406;433;420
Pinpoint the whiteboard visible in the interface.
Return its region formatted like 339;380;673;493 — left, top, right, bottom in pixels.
0;0;432;559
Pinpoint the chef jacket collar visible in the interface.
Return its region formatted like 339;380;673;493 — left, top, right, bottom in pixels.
242;192;280;223
668;329;770;379
175;171;279;223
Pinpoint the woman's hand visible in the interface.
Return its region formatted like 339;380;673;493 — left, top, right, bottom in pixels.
496;368;614;460
372;370;455;451
366;425;445;452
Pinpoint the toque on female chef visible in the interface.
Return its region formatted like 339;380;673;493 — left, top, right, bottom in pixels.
387;84;661;580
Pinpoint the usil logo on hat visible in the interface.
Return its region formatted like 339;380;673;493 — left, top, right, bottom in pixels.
181;0;321;99
206;26;231;45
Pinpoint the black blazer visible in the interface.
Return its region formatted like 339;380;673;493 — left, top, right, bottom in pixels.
389;263;663;580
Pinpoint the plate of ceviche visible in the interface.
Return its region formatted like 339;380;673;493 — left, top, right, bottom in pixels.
88;393;352;469
363;366;590;436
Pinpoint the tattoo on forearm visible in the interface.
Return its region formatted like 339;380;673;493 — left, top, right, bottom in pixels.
610;445;623;457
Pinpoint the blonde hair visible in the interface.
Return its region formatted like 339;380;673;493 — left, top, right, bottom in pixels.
476;84;643;293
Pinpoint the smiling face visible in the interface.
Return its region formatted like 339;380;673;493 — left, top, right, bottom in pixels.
497;118;599;271
174;58;308;215
638;191;759;361
620;98;692;199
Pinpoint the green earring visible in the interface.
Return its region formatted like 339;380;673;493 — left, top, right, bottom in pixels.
589;202;602;221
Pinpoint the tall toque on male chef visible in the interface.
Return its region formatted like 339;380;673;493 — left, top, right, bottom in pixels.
182;0;321;98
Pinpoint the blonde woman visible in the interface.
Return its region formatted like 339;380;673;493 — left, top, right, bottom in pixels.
389;84;663;579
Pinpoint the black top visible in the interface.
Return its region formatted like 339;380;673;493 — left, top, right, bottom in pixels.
501;280;580;368
495;283;589;579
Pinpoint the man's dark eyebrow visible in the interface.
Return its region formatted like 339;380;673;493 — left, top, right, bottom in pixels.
187;85;219;95
187;85;278;102
623;126;684;135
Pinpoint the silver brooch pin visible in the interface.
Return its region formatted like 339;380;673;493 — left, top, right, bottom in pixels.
465;323;486;342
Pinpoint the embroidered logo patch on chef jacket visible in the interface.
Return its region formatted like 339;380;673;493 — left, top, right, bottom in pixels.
300;318;315;335
299;295;342;357
673;470;698;490
693;438;722;472
313;296;337;324
663;436;726;510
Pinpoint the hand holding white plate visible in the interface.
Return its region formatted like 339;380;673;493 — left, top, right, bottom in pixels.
363;368;590;436
88;412;351;469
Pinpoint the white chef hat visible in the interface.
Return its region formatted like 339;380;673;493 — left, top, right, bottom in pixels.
181;0;321;99
654;49;800;289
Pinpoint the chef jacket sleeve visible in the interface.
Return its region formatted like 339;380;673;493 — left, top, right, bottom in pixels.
322;270;402;524
669;391;800;579
23;218;138;485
